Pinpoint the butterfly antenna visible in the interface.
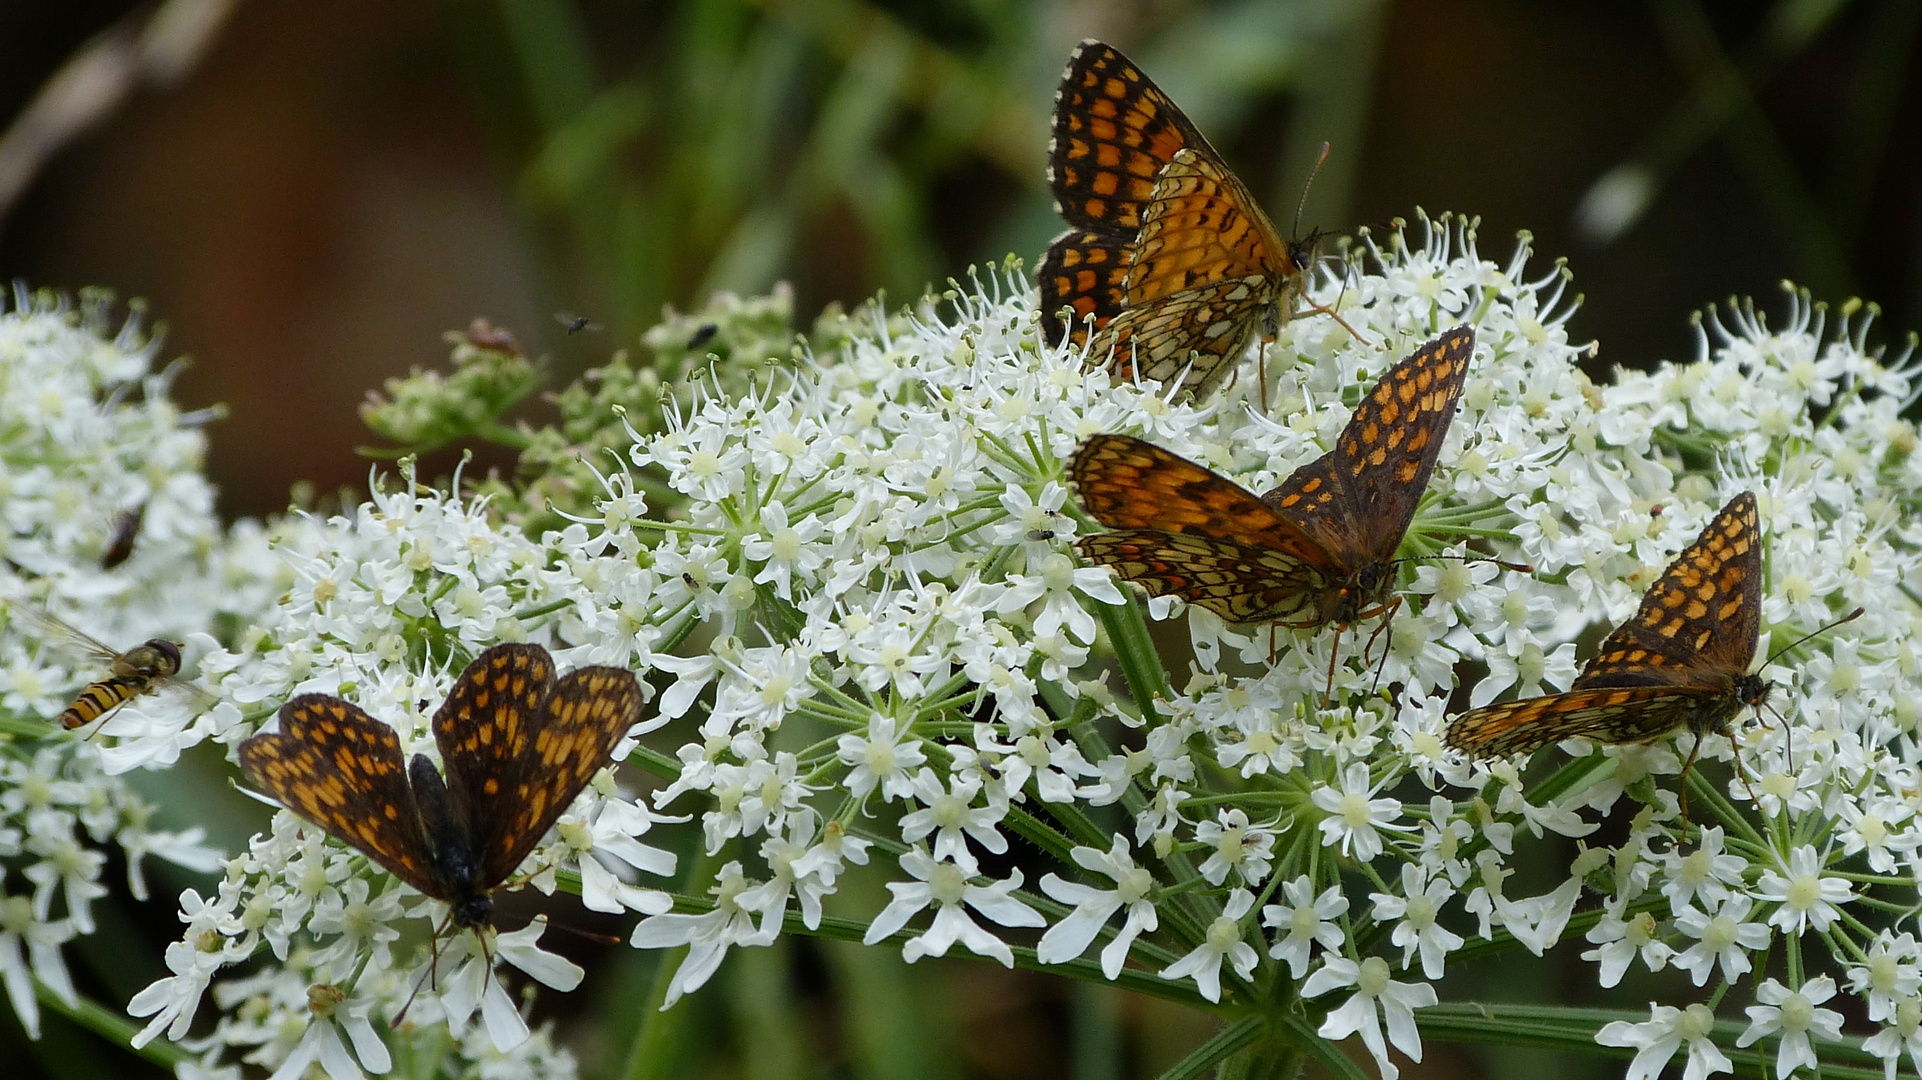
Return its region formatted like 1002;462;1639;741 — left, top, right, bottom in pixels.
1762;607;1865;666
1292;142;1330;242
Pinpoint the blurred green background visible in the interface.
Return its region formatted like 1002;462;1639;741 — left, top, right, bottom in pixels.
0;1;1916;1078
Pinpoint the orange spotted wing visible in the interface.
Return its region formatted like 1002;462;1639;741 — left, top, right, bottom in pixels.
1037;40;1312;398
1445;492;1766;758
1073;326;1475;626
240;643;644;927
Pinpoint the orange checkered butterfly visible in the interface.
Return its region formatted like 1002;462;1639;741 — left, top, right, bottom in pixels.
238;643;644;934
1443;492;1856;787
1038;39;1332;399
1072;326;1475;644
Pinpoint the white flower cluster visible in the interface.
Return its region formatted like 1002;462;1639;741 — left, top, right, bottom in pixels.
125;465;684;1077
87;214;1922;1080
0;289;233;1040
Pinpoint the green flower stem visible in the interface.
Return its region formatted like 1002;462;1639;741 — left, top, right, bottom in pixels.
627;744;685;781
1272;1013;1367;1080
622;847;724;1080
1415;1002;1890;1078
1003;804;1082;865
1154;1016;1266;1080
1034;792;1131;852
1084;595;1220;941
1095;594;1173;715
33;978;188;1071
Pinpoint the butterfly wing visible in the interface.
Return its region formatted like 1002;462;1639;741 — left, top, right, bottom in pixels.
1076;530;1330;623
1262;326;1476;566
1046;40;1212;238
1071;434;1327;552
239;695;443;898
1126;149;1292;307
1573;492;1762;692
1101;279;1278;398
433;643;644;886
1039;229;1134;350
1444;685;1726;758
1070;434;1336;622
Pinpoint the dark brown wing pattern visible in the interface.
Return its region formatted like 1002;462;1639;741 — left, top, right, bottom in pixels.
1572;491;1762;692
1046;40;1212;238
238;696;441;897
1262;326;1476;566
434;644;643;886
1445;492;1765;758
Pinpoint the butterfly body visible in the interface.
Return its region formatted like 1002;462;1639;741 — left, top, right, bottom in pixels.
239;644;643;930
1039;40;1313;398
1445;492;1767;758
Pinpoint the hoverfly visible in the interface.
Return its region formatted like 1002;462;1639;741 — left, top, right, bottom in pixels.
556;312;603;335
11;607;212;729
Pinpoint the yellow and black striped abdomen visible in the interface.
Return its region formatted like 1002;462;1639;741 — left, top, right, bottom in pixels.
59;678;143;729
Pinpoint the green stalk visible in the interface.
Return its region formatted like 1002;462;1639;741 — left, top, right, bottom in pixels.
34;979;189;1071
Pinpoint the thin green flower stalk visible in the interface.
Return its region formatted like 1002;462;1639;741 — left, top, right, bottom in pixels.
29;211;1918;1080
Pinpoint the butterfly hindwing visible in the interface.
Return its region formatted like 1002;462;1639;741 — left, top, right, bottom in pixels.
1443;685;1726;758
239;695;440;896
1077;529;1327;623
1102;278;1276;397
1039;229;1134;350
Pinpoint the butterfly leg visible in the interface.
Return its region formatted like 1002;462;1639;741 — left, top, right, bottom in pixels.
1674;732;1709;831
1320;622;1346;711
1258;338;1270;414
1361;596;1403;697
392;909;457;1029
1298;299;1373;348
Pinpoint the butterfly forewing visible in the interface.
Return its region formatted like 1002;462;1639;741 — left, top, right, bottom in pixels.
1070;434;1326;552
1573;491;1762;692
1046;40;1210;237
1263;326;1476;564
238;696;441;896
433;644;644;886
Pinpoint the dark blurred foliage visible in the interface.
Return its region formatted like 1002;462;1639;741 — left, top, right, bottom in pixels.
0;2;1916;1078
